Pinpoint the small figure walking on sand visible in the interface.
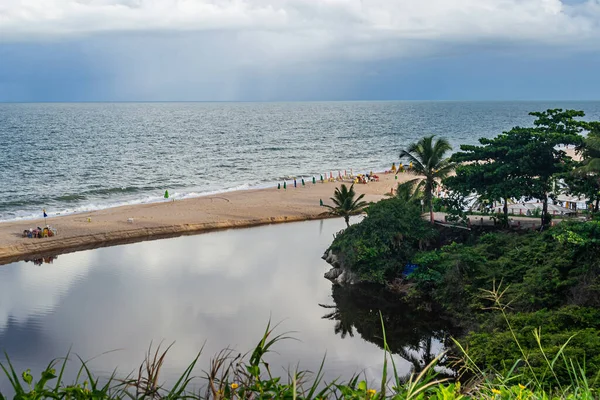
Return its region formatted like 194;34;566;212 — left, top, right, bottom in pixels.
294;179;297;188
301;178;305;186
283;182;287;190
278;183;281;189
391;162;396;173
312;176;316;184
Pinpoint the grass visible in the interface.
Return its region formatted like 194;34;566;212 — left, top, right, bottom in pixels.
1;306;596;399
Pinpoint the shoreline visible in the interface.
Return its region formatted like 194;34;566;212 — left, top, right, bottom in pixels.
0;172;404;265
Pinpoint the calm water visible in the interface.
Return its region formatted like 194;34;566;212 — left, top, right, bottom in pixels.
0;218;453;392
2;101;600;221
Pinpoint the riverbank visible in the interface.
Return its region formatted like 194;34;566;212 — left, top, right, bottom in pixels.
0;172;406;265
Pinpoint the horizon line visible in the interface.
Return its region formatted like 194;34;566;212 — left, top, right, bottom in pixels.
2;99;600;104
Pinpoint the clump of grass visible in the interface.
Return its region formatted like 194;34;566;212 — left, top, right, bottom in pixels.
1;309;596;399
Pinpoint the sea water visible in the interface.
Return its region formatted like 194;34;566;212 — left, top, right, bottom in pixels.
2;101;599;221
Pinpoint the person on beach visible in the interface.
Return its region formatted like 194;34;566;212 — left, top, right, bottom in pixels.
294;179;297;188
391;163;397;173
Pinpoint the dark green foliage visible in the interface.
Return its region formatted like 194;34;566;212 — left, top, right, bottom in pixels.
411;221;600;314
464;307;600;386
446;109;586;227
568;121;600;213
328;197;437;283
406;221;600;386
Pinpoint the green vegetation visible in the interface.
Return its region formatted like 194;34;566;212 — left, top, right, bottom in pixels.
321;183;369;227
399;135;454;224
2;315;598;399
324;109;600;394
328;196;437;283
446;110;585;226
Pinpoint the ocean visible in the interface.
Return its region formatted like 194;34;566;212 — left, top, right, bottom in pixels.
2;101;599;222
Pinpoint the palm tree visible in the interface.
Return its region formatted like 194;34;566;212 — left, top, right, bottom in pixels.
395;178;423;205
400;135;454;224
321;184;368;227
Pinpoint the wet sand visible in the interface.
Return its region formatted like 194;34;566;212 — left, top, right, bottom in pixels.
0;172;408;264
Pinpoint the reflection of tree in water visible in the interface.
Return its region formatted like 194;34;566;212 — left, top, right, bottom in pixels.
320;284;459;376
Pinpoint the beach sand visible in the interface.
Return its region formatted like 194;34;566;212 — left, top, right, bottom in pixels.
0;172;410;264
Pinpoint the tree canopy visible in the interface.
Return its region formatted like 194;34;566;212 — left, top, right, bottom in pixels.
445;109;586;226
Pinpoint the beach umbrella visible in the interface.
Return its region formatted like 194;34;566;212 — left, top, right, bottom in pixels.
330;172;333;179
301;178;305;186
164;190;169;199
338;171;342;179
320;199;323;206
283;181;287;190
312;176;316;184
320;175;323;183
278;183;281;190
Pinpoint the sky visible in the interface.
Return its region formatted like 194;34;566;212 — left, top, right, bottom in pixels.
1;0;600;102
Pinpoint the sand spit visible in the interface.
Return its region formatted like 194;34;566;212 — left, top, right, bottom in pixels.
0;172;406;265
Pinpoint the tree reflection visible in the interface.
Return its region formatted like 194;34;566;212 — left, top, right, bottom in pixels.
319;284;459;375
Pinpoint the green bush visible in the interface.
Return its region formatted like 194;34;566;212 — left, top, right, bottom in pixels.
328;197;437;283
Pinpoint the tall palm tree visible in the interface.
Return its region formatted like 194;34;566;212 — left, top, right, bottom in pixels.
400;135;454;224
321;184;368;227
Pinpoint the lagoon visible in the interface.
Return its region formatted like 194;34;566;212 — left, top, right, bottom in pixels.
0;218;450;391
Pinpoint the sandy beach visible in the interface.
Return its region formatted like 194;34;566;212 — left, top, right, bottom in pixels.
0;172;408;265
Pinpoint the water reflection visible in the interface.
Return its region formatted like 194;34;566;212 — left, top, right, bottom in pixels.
0;218;456;393
320;284;458;377
26;256;59;266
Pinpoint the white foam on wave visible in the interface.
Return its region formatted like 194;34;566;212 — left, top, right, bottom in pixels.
0;164;391;223
0;182;265;223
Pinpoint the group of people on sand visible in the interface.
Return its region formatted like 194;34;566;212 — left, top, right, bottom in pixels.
354;171;379;184
389;162;413;174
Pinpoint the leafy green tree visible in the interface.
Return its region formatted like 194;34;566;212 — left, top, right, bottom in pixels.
445;135;528;224
569;121;600;212
321;184;368;227
399;135;454;224
523;109;585;226
448;110;585;227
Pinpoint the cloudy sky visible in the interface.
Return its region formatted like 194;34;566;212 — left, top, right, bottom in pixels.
1;0;599;101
